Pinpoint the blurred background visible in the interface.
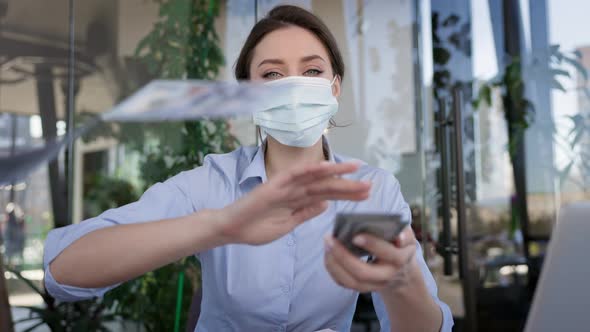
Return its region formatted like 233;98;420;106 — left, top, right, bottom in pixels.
0;0;588;331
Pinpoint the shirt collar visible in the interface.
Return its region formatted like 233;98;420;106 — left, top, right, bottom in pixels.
239;135;335;185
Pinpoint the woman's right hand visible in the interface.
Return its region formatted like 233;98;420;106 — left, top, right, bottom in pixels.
214;161;370;245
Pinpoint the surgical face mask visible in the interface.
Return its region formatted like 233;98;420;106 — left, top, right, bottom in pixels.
253;76;339;147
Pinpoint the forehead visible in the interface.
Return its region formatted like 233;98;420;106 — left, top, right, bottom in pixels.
251;26;330;64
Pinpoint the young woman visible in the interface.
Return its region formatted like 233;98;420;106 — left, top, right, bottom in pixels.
44;5;452;332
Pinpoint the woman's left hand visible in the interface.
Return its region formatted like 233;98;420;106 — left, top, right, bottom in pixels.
324;225;418;293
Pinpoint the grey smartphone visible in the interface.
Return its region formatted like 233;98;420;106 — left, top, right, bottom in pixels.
332;213;410;257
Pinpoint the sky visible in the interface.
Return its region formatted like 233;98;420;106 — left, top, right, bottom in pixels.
547;0;590;50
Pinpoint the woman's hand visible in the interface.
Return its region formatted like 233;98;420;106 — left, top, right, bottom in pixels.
324;225;418;293
215;161;371;245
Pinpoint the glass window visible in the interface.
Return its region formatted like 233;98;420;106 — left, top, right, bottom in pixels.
1;0;70;321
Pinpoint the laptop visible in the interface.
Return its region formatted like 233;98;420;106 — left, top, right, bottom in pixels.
524;202;590;332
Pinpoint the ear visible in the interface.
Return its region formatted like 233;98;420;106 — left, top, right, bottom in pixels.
332;75;341;98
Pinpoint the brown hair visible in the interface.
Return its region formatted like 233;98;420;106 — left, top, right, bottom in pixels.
234;5;345;81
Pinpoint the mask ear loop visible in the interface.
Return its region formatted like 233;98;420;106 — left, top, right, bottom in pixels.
330;75;339;86
327;74;341;132
330;75;340;99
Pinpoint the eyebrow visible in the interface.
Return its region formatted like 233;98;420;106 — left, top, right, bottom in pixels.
257;54;326;68
257;58;285;67
300;54;326;63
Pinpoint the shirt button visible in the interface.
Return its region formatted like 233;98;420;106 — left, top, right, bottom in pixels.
287;238;295;246
282;285;290;294
276;326;286;332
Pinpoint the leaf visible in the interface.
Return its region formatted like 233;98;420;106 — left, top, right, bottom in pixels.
13;316;42;324
134;33;155;57
550;68;571;79
570;123;586;148
559;160;576;185
6;268;47;299
563;56;589;81
433;70;450;88
433;47;451;65
21;321;47;332
448;33;462;51
442;14;460;27
481;84;492;106
551;78;566;92
432;12;439;32
473;84;492;109
505;60;521;83
568;114;585;133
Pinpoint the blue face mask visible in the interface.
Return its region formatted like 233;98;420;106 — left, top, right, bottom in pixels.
253;76;339;147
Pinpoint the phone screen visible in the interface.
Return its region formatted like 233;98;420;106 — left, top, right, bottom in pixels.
332;213;410;257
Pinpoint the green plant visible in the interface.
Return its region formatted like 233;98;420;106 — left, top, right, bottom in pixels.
545;46;590;189
101;1;238;332
131;0;237;205
5;176;138;332
559;109;590;189
133;0;237;188
471;44;589;248
473;45;589;188
103;259;201;332
473;56;534;156
431;12;472;98
471;52;539;240
8;267;120;332
83;175;139;219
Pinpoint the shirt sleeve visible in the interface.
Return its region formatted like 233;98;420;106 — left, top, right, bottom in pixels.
369;171;454;332
43;169;202;302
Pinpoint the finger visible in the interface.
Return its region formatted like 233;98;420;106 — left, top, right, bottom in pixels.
281;178;370;209
392;226;415;248
325;235;397;285
275;186;309;208
285;189;369;210
324;247;385;292
297;162;361;182
291;201;329;225
270;164;367;206
324;250;362;290
289;162;361;186
353;233;416;268
306;177;371;196
311;190;370;202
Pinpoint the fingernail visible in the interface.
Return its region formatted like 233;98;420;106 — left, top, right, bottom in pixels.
353;235;366;246
324;235;334;252
399;232;405;242
395;233;405;247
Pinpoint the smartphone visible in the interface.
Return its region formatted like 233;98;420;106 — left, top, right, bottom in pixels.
332;213;410;257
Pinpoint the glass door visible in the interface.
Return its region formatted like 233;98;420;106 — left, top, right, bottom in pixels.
424;1;590;331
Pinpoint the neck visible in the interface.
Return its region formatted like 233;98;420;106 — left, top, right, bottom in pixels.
264;137;326;179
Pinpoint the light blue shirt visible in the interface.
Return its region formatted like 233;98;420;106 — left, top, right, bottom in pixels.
44;138;453;332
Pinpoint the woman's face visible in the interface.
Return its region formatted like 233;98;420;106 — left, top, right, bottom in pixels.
249;26;341;97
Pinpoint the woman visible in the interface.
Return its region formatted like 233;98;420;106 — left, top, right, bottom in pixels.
44;5;452;332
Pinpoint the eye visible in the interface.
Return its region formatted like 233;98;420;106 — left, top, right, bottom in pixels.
303;69;323;76
263;71;283;79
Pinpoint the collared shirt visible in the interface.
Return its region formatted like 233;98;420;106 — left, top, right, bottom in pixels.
43;138;453;332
